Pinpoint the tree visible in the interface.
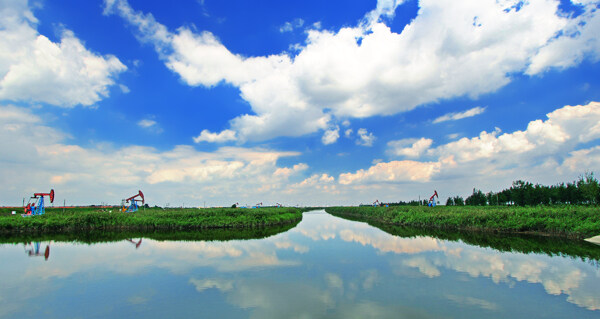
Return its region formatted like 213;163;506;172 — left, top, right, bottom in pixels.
510;180;534;206
577;172;599;204
466;188;487;206
453;196;465;206
486;191;498;206
498;189;511;205
446;197;455;206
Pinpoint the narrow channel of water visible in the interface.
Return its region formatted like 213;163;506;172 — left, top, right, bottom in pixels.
1;210;598;318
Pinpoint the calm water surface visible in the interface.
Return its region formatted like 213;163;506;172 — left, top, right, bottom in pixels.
1;211;599;318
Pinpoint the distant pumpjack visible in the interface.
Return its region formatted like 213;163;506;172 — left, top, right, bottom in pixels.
23;189;54;217
122;190;145;212
428;190;439;207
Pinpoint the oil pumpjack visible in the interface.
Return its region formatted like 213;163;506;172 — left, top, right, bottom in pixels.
428;190;439;207
23;189;54;217
121;190;144;212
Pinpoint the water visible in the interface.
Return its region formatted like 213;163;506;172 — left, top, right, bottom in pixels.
1;210;599;318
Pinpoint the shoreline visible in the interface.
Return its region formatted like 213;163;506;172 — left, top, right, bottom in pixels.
0;207;303;234
325;206;600;239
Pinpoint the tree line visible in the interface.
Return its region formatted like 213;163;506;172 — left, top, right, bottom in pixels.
446;172;600;206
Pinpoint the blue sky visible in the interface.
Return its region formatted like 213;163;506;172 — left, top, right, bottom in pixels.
1;0;600;206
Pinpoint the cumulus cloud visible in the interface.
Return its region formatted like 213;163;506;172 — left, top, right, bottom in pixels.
322;126;340;145
429;101;600;163
365;0;407;23
0;104;306;206
193;129;237;143
339;160;441;185
273;163;308;178
527;1;600;74
388;138;433;158
105;0;600;143
285;173;337;196
0;0;126;107
433;106;486;124
356;128;376;147
344;101;600;188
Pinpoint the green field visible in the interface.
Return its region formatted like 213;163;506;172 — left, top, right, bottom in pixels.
326;205;600;239
0;206;303;233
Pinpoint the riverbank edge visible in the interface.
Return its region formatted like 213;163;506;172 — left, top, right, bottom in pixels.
0;207;303;234
325;207;598;240
0;220;303;244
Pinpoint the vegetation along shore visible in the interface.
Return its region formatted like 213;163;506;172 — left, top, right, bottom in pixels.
0;207;302;233
326;206;600;239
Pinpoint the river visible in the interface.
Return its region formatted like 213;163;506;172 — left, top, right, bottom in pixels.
1;210;598;318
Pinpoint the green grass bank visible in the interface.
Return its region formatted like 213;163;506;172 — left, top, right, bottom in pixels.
0;207;303;233
325;205;600;239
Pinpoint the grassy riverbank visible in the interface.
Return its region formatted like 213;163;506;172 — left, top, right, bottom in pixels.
0;207;303;233
325;205;600;239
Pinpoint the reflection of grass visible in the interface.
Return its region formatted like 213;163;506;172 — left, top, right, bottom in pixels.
334;213;600;263
0;221;300;244
325;206;600;238
0;207;302;234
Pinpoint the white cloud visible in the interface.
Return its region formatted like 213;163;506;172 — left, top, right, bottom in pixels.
285;173;337;195
527;1;600;74
137;119;157;128
356;128;375;146
105;0;600;143
273;163;308;178
388;138;433;158
194;129;237;143
430;101;600;164
433;106;486;124
119;84;130;93
344;128;353;138
279;18;304;33
365;0;407;23
0;1;126;107
339;160;441;185
342;101;600;190
322;126;340;145
0;104;306;206
137;117;163;133
447;133;460;140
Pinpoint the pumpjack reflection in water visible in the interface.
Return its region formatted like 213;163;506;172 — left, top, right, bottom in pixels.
24;242;50;260
126;239;143;249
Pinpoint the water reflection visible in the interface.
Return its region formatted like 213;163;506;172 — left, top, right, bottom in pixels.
126;239;143;249
0;211;598;319
23;242;50;260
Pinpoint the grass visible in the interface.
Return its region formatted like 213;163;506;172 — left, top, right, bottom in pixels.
325;205;600;239
0;206;303;233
